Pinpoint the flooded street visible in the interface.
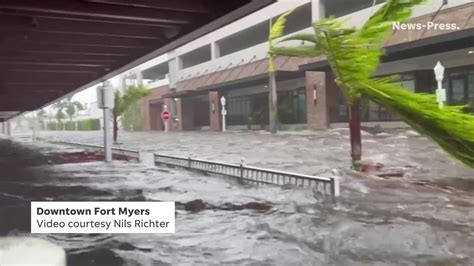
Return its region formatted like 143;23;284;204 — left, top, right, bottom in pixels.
1;129;474;265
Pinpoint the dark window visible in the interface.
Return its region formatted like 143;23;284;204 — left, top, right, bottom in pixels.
217;3;312;57
142;62;169;82
444;66;474;109
180;44;211;69
325;0;387;18
227;88;307;125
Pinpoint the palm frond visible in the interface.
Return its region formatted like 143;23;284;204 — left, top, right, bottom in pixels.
279;33;318;44
268;0;474;168
269;8;295;41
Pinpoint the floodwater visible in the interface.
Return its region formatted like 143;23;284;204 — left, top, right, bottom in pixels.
1;129;473;265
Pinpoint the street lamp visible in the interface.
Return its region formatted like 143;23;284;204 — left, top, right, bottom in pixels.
434;61;446;109
220;96;227;132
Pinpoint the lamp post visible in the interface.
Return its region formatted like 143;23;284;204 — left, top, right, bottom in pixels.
220;96;227;132
97;80;114;162
434;61;446;109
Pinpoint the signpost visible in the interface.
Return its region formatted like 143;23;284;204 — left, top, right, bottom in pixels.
161;107;170;132
97;81;114;162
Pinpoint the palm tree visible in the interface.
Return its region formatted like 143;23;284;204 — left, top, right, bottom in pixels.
57;96;84;123
111;85;150;143
55;109;66;130
37;109;47;130
269;0;474;169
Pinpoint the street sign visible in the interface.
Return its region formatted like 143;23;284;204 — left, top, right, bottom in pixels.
161;111;171;121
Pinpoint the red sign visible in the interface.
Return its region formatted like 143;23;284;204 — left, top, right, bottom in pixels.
161;111;171;121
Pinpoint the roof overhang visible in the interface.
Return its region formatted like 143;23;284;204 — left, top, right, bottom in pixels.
162;89;204;99
0;0;275;121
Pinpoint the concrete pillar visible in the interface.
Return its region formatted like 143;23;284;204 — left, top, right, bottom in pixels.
306;71;329;130
211;42;220;59
311;0;325;21
208;91;222;131
139;98;151;131
136;71;143;86
120;74;127;91
6;121;11;136
167;51;179;89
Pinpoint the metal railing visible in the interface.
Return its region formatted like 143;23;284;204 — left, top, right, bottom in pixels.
154;154;340;199
38;139;140;160
37;139;340;199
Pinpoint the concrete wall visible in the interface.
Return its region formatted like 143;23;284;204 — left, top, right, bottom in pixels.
168;0;470;87
124;0;472;92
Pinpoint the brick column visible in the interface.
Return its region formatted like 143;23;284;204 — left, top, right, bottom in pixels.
209;91;222;131
138;99;151;131
164;98;174;131
306;71;329;130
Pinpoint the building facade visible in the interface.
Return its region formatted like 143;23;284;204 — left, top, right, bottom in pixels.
132;0;473;132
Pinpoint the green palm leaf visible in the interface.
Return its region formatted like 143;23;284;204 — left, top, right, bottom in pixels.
269;0;474;168
269;8;295;41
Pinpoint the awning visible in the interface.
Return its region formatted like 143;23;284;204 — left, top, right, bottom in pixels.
174;55;311;94
199;71;305;92
0;0;275;121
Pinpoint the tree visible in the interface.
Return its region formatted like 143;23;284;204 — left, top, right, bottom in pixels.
270;0;474;169
37;109;47;130
111;85;150;143
57;96;84;122
55;109;66;130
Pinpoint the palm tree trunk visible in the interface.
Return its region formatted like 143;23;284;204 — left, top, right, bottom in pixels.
269;72;278;134
349;98;362;171
113;117;118;143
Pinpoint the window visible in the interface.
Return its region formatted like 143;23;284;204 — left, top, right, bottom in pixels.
142;63;169;83
399;73;415;93
217;3;312;57
445;66;474;106
325;0;387;18
179;44;211;69
449;76;468;105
